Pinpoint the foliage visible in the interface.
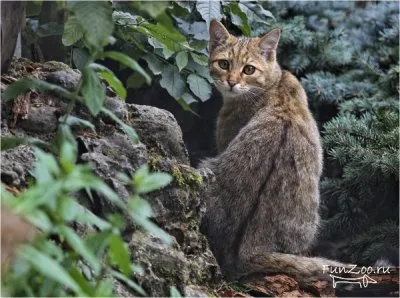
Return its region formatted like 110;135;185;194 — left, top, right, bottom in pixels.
23;1;275;110
1;1;177;296
265;1;399;264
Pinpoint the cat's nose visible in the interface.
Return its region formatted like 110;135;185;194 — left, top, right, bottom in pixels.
228;80;236;88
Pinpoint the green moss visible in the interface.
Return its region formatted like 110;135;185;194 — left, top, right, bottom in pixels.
171;165;203;193
42;61;70;72
148;155;161;171
171;165;186;188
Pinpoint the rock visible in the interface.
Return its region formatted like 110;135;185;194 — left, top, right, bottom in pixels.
45;68;80;91
1;145;35;187
18;106;58;133
128;104;189;164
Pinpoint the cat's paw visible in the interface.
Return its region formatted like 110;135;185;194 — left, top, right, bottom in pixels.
197;167;216;183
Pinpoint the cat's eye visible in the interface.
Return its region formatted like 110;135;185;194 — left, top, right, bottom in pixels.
243;65;256;75
218;60;230;70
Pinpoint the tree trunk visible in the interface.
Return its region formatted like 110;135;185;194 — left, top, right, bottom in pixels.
1;1;26;73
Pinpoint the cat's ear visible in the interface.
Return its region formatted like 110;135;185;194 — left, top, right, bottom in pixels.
209;20;230;52
259;28;281;59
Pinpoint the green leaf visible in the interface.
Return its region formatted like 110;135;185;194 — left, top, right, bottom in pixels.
101;108;139;144
187;74;212;102
76;204;111;231
18;246;83;295
133;165;173;194
129;197;153;218
85;229;113;257
72;48;90;69
59;225;101;274
62;16;83;46
108;234;131;275
25;210;53;232
1;77;75;101
62;115;96;133
143;54;164;75
190;52;208;66
134;21;187;53
93;64;127;100
229;2;251;36
103;51;151;85
81;68;106;116
110;269;147;296
160;65;185;99
68;267;94;296
176;51;188;72
136;173;173;194
137;1;168;18
170;286;182;298
68;1;114;49
196;0;222;25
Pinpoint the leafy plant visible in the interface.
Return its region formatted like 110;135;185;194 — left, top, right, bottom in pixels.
1;1;176;296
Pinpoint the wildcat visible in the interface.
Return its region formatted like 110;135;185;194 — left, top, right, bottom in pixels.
198;20;344;282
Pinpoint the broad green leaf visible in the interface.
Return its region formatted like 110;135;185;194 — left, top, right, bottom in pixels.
187;74;212;102
196;0;222;25
76;204;111;231
62;115;96;133
18;246;83;295
137;1;168;18
59;225;101;274
108;234;131;275
95;66;127;100
160;65;185;99
62;16;83;46
85;229;113;257
229;2;251;36
13;182;61;215
72;48;89;69
181;92;198;105
1;77;75;101
134;173;173;194
143;54;164;75
68;267;94;296
134;21;187;52
93;280;113;297
103;51;151;85
190;52;208;66
110;269;147;296
68;1;114;49
58;196;78;222
101;107;139;144
186;59;213;83
81;68;106;116
129;198;153;218
1;136;28;151
170;286;182;298
32;148;60;184
25;209;53;232
176;51;188;71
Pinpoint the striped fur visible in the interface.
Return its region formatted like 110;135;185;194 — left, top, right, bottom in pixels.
199;20;343;282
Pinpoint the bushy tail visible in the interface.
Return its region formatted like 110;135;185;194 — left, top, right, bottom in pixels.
238;252;347;283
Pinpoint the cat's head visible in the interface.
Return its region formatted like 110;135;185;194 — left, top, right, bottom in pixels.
208;20;282;99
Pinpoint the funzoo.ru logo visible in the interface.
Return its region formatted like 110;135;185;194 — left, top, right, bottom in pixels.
323;265;391;288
